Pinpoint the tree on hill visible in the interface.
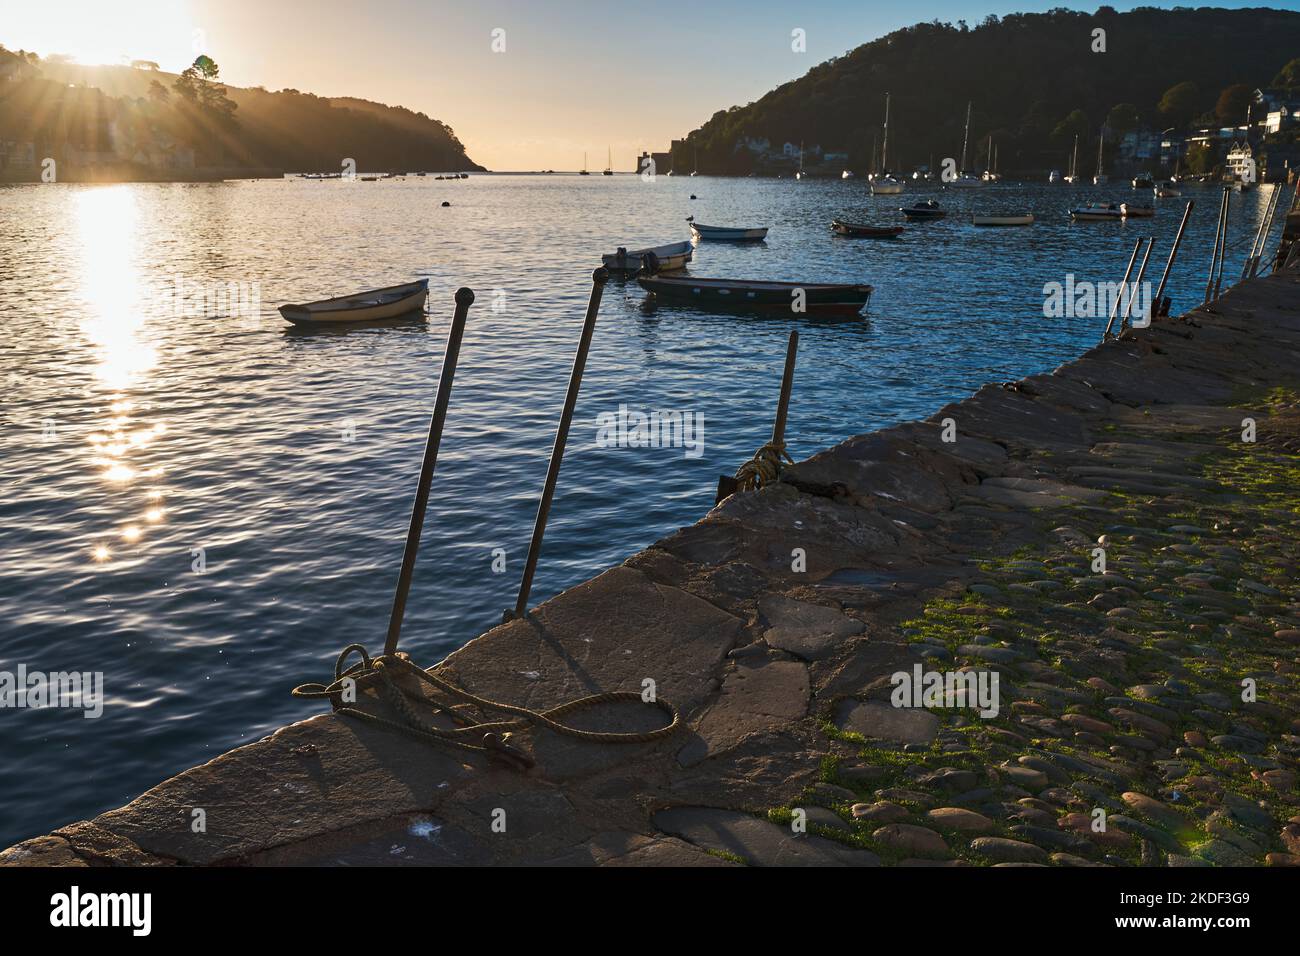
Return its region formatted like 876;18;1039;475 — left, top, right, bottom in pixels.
1158;82;1200;129
1215;84;1253;125
174;55;237;123
1106;103;1141;135
1273;58;1300;91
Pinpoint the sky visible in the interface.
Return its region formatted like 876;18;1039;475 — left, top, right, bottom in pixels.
2;0;1289;170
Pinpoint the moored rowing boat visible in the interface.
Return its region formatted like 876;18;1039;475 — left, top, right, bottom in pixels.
278;280;428;325
602;240;693;274
688;222;769;242
637;275;872;316
831;219;904;238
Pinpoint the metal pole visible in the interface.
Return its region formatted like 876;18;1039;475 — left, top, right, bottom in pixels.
1152;200;1193;317
1241;184;1275;280
1205;187;1228;303
1121;237;1155;332
1249;183;1283;278
1103;239;1142;341
1213;186;1231;299
384;287;475;656
510;268;610;620
771;330;799;447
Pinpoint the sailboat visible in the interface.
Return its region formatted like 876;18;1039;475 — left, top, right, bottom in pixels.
795;142;807;180
1063;134;1080;184
1092;130;1108;185
603;146;613;176
981;134;1001;182
690;143;698;177
579;152;590;176
871;93;905;195
948;101;982;187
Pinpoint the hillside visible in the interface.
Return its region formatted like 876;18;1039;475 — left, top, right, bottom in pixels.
0;50;482;177
676;6;1300;176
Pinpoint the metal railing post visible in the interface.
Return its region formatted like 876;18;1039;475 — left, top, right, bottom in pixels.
1152;200;1193;317
1103;239;1142;341
384;287;475;656
509;268;610;621
1122;237;1155;332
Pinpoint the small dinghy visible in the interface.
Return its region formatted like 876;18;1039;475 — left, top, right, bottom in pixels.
688;221;769;242
637;275;872;317
602;240;693;275
900;200;946;220
831;219;904;238
1069;202;1123;221
1121;202;1155;218
278;279;428;325
972;213;1034;226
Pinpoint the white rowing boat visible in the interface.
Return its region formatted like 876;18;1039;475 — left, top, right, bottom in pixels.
972;213;1034;226
689;222;769;242
278;279;428;325
602;240;693;274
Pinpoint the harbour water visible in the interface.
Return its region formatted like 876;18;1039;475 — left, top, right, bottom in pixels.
0;173;1284;847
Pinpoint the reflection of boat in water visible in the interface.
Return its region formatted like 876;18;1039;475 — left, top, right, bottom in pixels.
278;280;428;325
637;275;873;317
972;213;1034;226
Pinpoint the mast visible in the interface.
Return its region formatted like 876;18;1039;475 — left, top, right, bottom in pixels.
1070;134;1078;178
960;101;972;172
1095;130;1104;177
881;92;891;174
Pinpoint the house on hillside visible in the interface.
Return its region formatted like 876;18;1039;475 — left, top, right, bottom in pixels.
1265;103;1300;135
1225;141;1254;180
0;141;37;171
1117;127;1161;164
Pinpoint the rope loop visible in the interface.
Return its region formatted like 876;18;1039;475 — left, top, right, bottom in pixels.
293;645;681;770
734;440;793;493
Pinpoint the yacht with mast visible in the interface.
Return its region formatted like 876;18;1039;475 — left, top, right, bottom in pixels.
1092;130;1108;185
871;93;905;194
948;101;982;187
1064;134;1080;184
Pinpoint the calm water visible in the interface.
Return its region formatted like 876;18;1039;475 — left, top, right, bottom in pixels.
0;173;1283;846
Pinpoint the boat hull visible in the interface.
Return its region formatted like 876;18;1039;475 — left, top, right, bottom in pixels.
831;219;904;238
637;276;872;317
278;280;428;325
690;224;769;242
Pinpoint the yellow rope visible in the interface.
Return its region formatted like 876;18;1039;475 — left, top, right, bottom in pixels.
734;440;793;493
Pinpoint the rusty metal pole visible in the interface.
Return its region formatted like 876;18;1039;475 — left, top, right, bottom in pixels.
510;268;610;621
715;330;800;505
1152;200;1193;317
1103;239;1142;341
384;287;475;656
771;329;799;448
1206;187;1227;299
1121;237;1155;332
1205;187;1228;303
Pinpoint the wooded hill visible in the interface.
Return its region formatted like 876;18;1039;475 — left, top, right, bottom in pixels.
0;49;482;176
676;6;1300;176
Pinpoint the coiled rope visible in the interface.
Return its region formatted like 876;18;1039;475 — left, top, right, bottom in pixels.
734;440;793;493
292;644;680;769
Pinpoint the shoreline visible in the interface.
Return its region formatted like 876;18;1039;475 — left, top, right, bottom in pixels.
3;265;1298;867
